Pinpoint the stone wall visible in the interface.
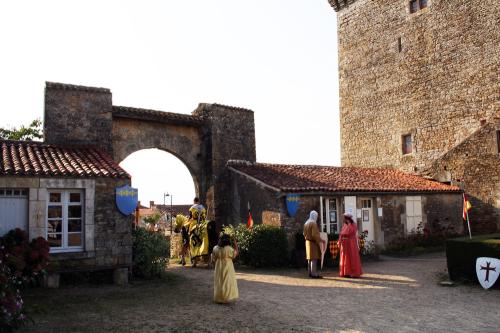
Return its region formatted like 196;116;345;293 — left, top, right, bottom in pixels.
43;83;257;231
0;175;133;271
228;170;322;249
426;119;500;233
337;0;499;172
44;82;114;155
112;117;204;199
92;178;133;268
194;104;256;228
379;193;463;245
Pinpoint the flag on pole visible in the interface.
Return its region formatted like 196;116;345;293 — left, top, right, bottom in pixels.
247;202;254;229
463;193;472;239
463;194;472;220
247;211;254;229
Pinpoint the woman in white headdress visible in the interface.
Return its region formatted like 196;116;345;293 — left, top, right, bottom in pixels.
303;210;326;278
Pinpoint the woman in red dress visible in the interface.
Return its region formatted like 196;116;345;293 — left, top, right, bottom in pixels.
338;213;362;278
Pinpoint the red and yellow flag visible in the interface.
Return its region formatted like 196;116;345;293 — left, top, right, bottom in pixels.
247;210;254;229
463;194;472;220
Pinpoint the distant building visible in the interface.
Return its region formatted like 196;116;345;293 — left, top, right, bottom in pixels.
136;201;191;231
328;0;499;232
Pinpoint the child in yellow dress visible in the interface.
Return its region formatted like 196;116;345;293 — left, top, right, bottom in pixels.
212;234;239;304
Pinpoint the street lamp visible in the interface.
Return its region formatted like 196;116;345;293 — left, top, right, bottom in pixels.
164;193;173;234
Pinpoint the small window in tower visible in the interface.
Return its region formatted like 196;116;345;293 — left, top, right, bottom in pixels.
497;130;500;153
398;37;403;53
409;0;427;13
409;0;419;13
402;134;412;155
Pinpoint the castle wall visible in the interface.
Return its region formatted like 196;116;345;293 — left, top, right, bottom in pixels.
193;104;256;227
427;120;500;233
338;0;499;172
44;82;114;155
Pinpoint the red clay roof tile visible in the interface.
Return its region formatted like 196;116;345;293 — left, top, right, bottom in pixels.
228;161;461;193
0;140;130;179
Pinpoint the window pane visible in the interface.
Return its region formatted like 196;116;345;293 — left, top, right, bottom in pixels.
48;220;62;233
420;0;427;9
68;233;82;247
47;233;62;247
409;0;418;13
69;192;81;203
329;211;336;222
403;135;412;154
68;219;82;232
48;206;62;218
13;190;20;196
329;199;336;210
21;190;28;196
49;192;61;202
68;205;82;218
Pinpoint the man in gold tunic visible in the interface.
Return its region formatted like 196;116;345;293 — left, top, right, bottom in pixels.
303;210;325;279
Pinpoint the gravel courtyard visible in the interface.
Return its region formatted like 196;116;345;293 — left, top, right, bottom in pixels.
20;253;499;333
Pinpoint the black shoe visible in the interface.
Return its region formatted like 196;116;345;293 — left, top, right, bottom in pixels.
312;275;323;279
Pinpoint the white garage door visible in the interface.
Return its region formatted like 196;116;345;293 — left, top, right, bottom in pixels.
0;188;29;236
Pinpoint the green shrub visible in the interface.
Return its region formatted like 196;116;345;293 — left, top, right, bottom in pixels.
224;224;288;267
446;233;500;282
132;228;170;278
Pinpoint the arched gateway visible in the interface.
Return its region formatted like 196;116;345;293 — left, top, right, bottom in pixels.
43;82;256;226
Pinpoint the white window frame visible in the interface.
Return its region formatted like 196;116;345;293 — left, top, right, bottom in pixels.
406;196;422;234
323;198;340;235
46;189;84;253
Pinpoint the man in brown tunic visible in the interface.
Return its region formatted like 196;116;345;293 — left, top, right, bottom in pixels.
303;210;325;278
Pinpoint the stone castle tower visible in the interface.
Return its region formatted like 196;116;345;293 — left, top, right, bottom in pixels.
329;0;499;232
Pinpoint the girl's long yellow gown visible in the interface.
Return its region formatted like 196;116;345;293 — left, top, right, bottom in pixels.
212;245;239;303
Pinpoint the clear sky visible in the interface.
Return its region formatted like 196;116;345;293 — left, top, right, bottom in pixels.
0;0;339;206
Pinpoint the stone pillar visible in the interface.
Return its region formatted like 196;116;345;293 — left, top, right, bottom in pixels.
43;82;114;155
193;103;256;227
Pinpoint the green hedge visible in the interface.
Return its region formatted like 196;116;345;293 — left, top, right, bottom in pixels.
224;224;289;267
446;233;500;282
132;228;170;278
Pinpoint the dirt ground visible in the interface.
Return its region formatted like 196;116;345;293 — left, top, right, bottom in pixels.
19;252;499;333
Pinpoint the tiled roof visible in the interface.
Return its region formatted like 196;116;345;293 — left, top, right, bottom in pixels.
112;106;203;126
327;0;358;12
154;204;192;216
228;161;461;193
1;140;130;178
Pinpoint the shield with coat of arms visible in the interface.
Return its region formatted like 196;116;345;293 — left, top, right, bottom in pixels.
116;185;138;215
286;194;300;217
475;257;500;290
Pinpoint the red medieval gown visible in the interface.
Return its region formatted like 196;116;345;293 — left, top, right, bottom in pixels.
338;222;363;277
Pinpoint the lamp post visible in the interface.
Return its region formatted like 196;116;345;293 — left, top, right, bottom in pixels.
164;193;173;234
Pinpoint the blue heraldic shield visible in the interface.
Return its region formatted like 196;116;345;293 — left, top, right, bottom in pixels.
286;194;300;217
116;185;139;215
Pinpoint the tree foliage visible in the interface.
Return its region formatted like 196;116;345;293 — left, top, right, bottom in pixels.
0;119;43;141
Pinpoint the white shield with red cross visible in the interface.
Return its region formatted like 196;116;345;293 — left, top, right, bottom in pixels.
475;257;500;290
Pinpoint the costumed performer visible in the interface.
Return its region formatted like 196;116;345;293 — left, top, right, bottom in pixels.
212;233;239;304
338;213;363;278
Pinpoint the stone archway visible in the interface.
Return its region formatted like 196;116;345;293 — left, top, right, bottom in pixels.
43;82;256;225
111;106;204;202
